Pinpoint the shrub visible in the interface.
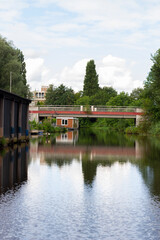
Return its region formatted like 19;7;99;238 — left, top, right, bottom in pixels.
125;126;139;134
149;121;160;135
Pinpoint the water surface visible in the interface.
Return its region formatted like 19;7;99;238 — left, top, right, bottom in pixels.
0;130;160;240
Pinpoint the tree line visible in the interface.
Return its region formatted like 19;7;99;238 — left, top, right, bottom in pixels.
45;59;144;107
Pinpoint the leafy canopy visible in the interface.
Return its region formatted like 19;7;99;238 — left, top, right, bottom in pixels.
0;35;30;97
45;84;75;105
144;49;160;121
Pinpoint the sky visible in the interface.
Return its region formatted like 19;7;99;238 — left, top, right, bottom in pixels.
0;0;160;93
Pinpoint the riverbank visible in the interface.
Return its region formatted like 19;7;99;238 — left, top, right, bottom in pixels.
79;117;160;136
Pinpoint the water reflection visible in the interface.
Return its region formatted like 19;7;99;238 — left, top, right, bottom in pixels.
135;137;160;198
30;130;160;196
0;144;28;194
30;130;144;187
1;130;160;239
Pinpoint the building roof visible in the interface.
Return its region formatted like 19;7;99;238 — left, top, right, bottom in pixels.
0;88;31;104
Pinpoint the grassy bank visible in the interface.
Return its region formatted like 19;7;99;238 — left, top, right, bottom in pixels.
79;117;160;136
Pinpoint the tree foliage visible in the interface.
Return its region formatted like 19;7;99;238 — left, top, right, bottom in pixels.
144;49;160;121
45;84;75;105
106;92;131;106
0;35;30;97
90;87;117;105
83;60;99;96
129;88;144;107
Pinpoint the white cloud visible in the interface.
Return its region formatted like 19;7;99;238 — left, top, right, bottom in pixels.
26;58;50;90
32;55;142;93
99;55;143;92
0;0;158;94
54;59;90;92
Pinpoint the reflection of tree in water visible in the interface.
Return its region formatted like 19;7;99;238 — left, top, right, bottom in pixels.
82;159;97;187
78;128;135;147
135;137;160;198
45;157;73;168
81;154;119;187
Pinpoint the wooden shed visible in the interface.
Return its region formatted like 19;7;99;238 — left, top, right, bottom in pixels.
56;117;79;129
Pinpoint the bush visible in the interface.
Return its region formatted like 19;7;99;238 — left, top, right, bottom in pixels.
0;137;6;148
125;126;139;134
149;122;160;135
29;119;66;134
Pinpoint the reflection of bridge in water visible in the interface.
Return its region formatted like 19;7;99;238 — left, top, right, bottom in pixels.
30;140;142;162
30;137;143;186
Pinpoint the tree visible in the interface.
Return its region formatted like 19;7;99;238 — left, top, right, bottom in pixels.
106;92;131;106
0;35;30;97
45;84;75;105
75;96;90;105
144;49;160;121
90;87;117;105
83;60;99;96
130;88;144;107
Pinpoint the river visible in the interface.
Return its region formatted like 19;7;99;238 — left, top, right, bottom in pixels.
0;129;160;240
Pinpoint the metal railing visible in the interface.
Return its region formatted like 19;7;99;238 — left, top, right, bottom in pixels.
37;105;140;113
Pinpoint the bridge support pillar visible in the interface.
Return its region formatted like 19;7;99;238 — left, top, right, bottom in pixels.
29;107;39;122
136;108;143;126
80;106;83;111
0;98;4;138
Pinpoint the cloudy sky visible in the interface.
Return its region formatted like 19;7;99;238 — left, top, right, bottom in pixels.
0;0;160;93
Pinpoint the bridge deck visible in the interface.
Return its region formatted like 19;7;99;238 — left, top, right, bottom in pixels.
29;106;143;119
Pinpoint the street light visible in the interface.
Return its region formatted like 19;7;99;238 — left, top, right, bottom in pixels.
10;71;12;93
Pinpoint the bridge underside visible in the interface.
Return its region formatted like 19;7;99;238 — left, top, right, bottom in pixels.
38;113;137;119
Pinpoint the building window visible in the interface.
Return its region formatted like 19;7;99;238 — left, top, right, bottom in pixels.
62;133;68;140
62;119;68;125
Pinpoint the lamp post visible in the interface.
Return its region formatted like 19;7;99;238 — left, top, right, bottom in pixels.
10;71;12;93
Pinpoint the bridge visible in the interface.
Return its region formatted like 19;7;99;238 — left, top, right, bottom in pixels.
29;105;143;126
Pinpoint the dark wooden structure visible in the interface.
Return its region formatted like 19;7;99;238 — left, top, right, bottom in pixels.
0;144;28;193
0;89;31;144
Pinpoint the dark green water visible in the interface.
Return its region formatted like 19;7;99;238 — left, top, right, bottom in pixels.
0;129;160;240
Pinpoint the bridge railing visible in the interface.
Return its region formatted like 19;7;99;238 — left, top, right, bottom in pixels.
94;106;137;112
39;105;81;112
38;105;139;112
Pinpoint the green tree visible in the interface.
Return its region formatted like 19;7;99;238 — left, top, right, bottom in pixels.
106;92;131;106
0;35;30;97
144;49;160;121
130;88;144;107
74;90;83;104
90;87;117;105
83;60;99;96
75;96;90;105
45;84;75;105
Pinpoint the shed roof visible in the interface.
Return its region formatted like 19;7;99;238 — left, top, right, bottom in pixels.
0;88;31;104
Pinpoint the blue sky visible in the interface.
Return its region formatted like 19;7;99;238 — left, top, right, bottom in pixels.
0;0;160;93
